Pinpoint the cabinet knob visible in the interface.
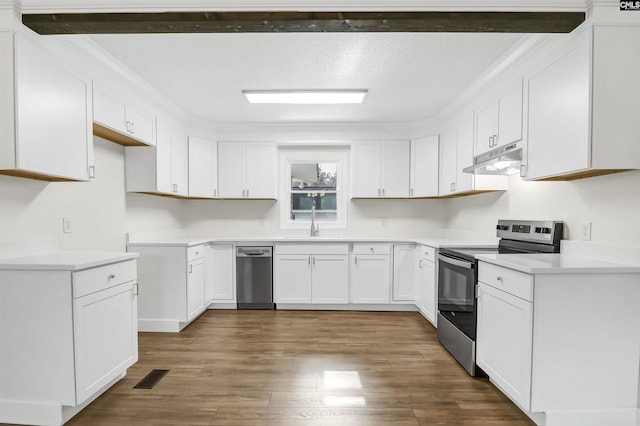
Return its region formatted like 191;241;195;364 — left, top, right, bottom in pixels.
108;274;116;280
496;276;503;282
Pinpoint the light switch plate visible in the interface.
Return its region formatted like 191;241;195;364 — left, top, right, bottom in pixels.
62;217;72;234
581;222;591;241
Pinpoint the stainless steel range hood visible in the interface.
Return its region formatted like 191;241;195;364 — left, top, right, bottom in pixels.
463;141;522;175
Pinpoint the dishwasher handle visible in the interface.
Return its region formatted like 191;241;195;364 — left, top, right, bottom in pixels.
236;247;273;257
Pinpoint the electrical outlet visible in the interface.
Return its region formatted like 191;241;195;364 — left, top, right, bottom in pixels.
62;217;72;234
381;217;388;228
581;222;592;241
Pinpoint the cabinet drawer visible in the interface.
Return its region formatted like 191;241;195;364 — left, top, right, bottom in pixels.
73;260;137;298
353;243;391;255
275;244;348;255
478;262;533;302
418;245;436;262
187;245;204;262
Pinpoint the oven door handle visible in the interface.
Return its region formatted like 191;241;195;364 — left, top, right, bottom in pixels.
437;254;474;270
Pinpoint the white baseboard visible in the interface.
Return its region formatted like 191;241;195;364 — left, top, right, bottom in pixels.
138;318;181;333
207;303;237;309
545;408;639;426
275;303;418;312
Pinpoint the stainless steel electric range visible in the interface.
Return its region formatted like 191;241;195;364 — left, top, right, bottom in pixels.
436;219;564;375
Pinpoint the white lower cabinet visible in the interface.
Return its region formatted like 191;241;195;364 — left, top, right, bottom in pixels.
476;281;533;410
204;244;235;304
274;244;349;305
0;257;138;426
476;261;640;425
392;244;415;302
128;243;207;332
350;244;391;304
414;245;437;325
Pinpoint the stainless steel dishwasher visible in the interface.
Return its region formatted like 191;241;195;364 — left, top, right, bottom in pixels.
236;246;274;309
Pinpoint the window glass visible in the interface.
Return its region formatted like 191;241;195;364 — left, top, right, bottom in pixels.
290;162;337;221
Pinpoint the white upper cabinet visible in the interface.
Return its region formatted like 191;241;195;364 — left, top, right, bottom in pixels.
410;135;439;198
0;32;93;182
125;119;188;197
474;77;523;156
439;116;507;197
217;142;276;199
93;84;155;146
188;137;218;198
524;25;640;181
352;140;410;198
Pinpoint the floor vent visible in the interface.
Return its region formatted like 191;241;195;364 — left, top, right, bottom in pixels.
133;369;169;389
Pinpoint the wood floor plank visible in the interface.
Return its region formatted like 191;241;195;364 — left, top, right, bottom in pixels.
59;310;533;426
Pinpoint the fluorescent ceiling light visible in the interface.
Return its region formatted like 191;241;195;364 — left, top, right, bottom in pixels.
243;90;368;104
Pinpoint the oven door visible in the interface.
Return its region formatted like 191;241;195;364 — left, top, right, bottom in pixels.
437;253;477;339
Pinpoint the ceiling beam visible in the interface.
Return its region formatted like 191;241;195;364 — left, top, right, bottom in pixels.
21;11;585;34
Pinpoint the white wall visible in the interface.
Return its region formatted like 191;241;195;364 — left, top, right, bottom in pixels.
445;170;640;244
0;137;126;251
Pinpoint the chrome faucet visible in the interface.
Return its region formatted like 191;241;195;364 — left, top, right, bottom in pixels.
310;205;319;237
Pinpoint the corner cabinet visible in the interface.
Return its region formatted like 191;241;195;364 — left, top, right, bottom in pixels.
218;142;276;199
92;84;155;147
0;32;94;182
439;116;506;197
0;256;138;426
125;119;189;197
392;244;415;303
351;140;410;198
523;25;640;181
128;244;207;332
204;243;235;306
350;244;391;303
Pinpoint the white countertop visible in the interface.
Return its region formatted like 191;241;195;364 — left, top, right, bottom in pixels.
125;235;499;249
476;253;640;274
0;251;139;271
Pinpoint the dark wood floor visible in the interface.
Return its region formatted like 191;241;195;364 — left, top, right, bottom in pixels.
68;310;533;426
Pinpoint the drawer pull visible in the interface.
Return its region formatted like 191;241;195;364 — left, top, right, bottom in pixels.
108;274;116;280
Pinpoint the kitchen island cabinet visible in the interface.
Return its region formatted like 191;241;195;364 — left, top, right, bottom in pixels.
0;31;93;182
0;252;138;426
476;255;640;426
127;243;206;332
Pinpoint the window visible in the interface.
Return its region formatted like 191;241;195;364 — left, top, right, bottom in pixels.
280;150;348;229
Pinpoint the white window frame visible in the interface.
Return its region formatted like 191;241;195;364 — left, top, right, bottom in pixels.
279;149;348;230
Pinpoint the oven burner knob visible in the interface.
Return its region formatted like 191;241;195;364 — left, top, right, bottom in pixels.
535;227;552;234
496;225;509;231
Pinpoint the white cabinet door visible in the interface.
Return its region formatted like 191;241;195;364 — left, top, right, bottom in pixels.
154;122;173;194
188;137;218;198
476;282;533;411
186;258;205;321
93;88;127;134
417;258;436;324
204;244;234;303
274;255;312;303
13;35;91;181
312;255;349;304
245;142;276;199
73;280;137;405
475;102;497;155
351;141;381;198
410;135;439;198
382;141;410;198
218;142;245;198
393;244;415;302
455;117;475;193
497;79;523;148
125;106;155;146
525;37;590;180
438;127;457;195
171;130;189;196
351;255;390;304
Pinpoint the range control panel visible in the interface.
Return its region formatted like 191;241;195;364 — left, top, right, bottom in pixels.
496;220;564;243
